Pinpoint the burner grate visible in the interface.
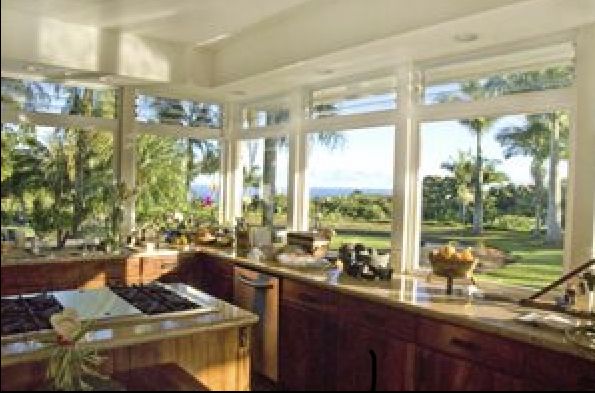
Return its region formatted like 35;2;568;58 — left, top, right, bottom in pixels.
109;284;201;315
1;294;63;336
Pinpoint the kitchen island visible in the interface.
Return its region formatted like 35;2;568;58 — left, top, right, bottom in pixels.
1;282;258;391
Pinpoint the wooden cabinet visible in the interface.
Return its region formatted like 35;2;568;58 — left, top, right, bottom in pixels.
416;318;522;376
337;322;413;391
336;295;416;391
198;255;234;302
415;347;524;391
1;257;142;294
279;280;338;391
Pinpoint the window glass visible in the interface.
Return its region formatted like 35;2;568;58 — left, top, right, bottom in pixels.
239;137;289;229
1;123;114;244
1;77;117;118
419;111;569;289
136;95;222;128
307;126;394;249
424;65;574;105
135;135;221;228
310;76;396;118
242;104;290;129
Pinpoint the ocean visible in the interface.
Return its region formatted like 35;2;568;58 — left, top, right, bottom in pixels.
191;185;392;199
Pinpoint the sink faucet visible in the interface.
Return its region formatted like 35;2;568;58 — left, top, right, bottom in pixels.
577;269;595;313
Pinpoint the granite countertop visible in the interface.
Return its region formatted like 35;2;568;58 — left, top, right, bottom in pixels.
1;286;258;366
2;246;594;362
197;246;595;363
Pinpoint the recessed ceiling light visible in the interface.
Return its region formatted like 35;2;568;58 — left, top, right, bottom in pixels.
454;33;478;43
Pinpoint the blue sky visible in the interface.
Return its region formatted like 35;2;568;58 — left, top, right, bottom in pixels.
232;112;570;196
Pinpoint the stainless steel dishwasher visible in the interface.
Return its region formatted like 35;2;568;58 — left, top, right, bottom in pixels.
233;266;279;382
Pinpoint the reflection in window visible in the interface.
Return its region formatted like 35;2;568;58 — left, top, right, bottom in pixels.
307;127;394;249
135;95;222;128
240;138;289;229
1;78;117;118
135;135;221;228
310;76;396;119
1;123;114;245
419;112;569;289
424;65;574;105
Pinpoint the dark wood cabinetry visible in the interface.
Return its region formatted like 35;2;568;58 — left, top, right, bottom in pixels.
1;258;142;295
197;254;234;302
279;280;338;391
415;347;524;391
336;295;415;391
337;322;413;391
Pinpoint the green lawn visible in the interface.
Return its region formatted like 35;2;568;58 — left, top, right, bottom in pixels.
331;223;563;289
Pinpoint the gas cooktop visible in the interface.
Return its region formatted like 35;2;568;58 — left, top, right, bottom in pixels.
1;283;216;338
1;294;63;336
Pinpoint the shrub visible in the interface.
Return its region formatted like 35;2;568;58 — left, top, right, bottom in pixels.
491;215;535;231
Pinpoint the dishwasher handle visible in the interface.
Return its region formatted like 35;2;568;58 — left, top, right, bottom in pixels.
237;274;274;289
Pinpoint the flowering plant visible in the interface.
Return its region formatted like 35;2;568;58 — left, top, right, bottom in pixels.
46;308;107;391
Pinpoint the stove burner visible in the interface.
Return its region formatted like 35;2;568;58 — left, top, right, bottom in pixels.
109;284;201;315
1;294;63;336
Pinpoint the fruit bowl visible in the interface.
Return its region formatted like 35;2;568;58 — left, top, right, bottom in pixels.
428;246;477;279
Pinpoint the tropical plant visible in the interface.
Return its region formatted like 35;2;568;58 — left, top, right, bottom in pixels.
441;150;507;230
496;113;569;239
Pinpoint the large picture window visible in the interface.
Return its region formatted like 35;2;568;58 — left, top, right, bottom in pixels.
1;123;114;245
307;126;394;249
419;111;569;289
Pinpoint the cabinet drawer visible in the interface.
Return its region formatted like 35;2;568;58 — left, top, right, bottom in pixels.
417;318;522;375
339;295;416;341
282;279;337;314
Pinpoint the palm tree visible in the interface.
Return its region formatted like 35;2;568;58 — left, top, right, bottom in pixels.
459;117;495;234
485;67;572;242
440;151;473;224
439;80;497;234
441;150;508;227
496;113;568;240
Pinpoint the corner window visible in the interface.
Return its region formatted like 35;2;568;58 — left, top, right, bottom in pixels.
239;137;289;229
135;135;221;228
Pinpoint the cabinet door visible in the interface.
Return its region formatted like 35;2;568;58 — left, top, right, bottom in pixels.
201;257;234;302
337;323;412;391
415;348;524;391
279;302;337;391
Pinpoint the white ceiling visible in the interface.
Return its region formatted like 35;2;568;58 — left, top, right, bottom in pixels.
0;0;311;46
1;0;594;102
